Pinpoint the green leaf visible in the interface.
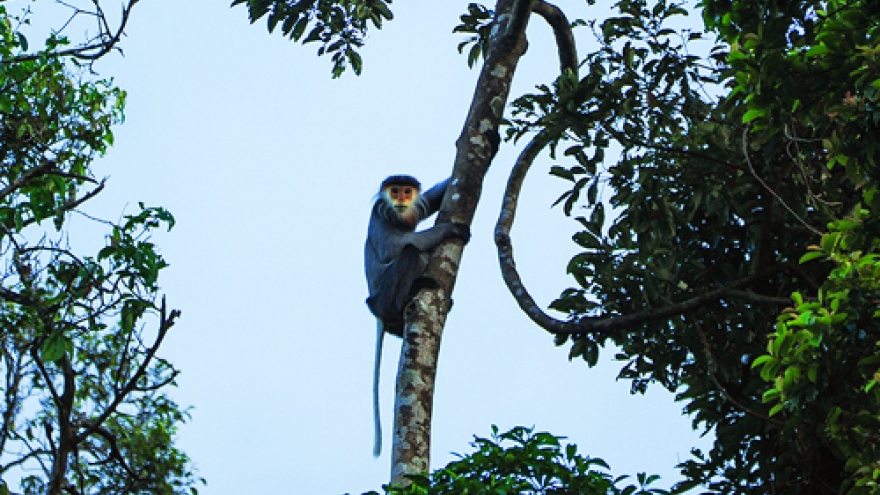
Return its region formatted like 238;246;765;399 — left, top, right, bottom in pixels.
467;43;481;68
799;250;825;263
373;0;393;20
41;332;68;362
742;108;766;123
550;166;574;181
349;50;363;75
762;388;781;404
821;232;841;253
573;231;601;249
805;42;830;57
584;339;600;367
752;355;774;368
807;364;818;383
591;202;605;230
291;16;309;41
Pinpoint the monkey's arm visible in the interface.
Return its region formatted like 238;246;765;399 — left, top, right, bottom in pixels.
368;220;469;265
402;224;468;251
421;178;450;217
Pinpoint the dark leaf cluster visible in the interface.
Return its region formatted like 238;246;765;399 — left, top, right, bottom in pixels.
231;0;395;77
359;426;669;495
453;3;494;69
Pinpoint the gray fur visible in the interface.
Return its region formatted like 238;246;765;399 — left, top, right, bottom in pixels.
364;176;469;457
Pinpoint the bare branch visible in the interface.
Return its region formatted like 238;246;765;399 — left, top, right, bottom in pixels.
742;128;822;236
1;0;139;65
41;355;78;495
30;346;64;422
0;446;54;474
726;290;808;305
132;369;178;392
692;318;785;427
601;121;741;171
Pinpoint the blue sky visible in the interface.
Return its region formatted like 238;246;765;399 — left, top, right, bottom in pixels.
15;0;712;493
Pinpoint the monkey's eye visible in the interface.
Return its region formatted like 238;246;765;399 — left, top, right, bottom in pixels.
390;187;399;195
403;187;412;194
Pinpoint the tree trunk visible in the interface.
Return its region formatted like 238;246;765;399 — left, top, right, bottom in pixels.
389;0;533;485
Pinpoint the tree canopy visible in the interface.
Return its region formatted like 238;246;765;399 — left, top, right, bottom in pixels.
1;2;198;493
502;0;880;492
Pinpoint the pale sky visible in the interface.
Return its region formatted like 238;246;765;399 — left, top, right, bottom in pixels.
15;0;713;493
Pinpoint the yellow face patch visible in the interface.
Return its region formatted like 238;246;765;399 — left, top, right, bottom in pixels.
384;185;418;207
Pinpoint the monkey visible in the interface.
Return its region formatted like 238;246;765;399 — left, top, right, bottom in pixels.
364;175;470;457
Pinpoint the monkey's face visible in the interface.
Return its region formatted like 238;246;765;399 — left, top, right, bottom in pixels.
382;184;421;228
386;185;417;209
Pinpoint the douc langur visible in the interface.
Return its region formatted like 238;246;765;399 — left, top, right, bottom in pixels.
364;175;470;457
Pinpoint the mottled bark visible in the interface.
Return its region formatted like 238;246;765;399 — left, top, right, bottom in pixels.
389;0;534;485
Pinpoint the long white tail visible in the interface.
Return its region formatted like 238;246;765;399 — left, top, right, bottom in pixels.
372;320;385;457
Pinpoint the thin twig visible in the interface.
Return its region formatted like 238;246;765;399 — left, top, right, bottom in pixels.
1;0;139;64
741;128;822;236
692;319;785;427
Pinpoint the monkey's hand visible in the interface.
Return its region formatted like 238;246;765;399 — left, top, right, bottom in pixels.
445;222;471;244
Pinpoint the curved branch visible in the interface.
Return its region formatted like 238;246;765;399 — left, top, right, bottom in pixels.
495;128;798;337
495;128;568;330
532;0;577;75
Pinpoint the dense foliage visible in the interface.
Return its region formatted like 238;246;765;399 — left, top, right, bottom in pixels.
361;426;669;495
0;4;198;494
503;0;879;493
